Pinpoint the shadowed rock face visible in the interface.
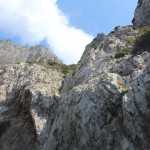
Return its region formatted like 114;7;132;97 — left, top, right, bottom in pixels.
133;0;150;27
0;88;39;150
0;63;63;149
0;40;61;65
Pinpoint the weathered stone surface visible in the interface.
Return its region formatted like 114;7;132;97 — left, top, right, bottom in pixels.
133;0;150;27
0;40;61;65
2;1;150;149
0;63;63;149
44;26;150;150
2;26;150;150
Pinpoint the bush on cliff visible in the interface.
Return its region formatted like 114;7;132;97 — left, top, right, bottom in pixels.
132;26;150;54
115;48;131;58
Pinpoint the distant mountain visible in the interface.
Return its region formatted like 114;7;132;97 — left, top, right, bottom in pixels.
0;40;61;65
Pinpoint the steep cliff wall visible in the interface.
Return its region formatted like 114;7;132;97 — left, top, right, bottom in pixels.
0;63;63;149
44;26;150;150
1;26;150;150
1;1;150;149
133;0;150;27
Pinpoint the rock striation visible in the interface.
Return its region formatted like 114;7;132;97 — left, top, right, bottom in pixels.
133;0;150;27
0;40;61;65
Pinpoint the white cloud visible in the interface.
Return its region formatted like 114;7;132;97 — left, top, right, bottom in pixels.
0;0;93;64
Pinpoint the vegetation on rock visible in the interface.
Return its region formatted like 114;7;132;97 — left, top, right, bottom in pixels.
115;48;131;58
121;87;129;94
133;26;150;54
26;61;77;75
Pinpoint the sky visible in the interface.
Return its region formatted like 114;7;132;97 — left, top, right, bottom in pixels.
0;0;138;64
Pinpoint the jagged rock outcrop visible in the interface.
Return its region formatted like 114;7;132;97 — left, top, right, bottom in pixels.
0;40;61;65
133;0;150;27
2;25;150;150
1;1;150;149
45;26;150;150
0;63;63;149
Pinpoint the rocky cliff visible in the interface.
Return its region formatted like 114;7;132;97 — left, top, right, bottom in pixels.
1;1;150;150
0;63;63;149
44;26;150;150
0;40;61;65
133;0;150;27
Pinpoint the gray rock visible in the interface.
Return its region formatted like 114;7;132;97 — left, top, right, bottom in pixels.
0;26;144;150
133;0;150;27
0;40;61;65
0;63;63;149
2;1;150;149
43;26;150;150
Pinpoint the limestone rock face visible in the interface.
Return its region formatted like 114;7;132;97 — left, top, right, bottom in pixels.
2;0;150;148
133;0;150;27
44;27;150;150
0;40;61;65
0;63;63;149
2;25;150;150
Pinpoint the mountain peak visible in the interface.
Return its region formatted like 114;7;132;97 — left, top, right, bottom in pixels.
0;40;61;65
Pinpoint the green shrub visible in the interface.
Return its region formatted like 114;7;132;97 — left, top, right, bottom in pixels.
130;25;139;30
47;61;63;70
117;80;123;86
126;37;135;46
48;61;58;66
116;57;125;63
121;88;129;94
132;26;150;54
61;64;76;75
99;73;105;80
48;62;77;75
109;31;115;35
115;49;131;58
140;26;150;33
133;31;150;54
27;61;77;75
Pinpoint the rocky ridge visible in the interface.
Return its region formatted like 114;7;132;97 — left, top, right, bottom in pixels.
1;1;150;149
0;40;61;65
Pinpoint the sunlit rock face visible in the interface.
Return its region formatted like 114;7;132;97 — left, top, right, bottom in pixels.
44;26;150;150
2;0;150;149
2;26;150;150
133;0;150;27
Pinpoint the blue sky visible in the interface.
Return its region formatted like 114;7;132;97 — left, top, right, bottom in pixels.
0;0;138;64
57;0;137;35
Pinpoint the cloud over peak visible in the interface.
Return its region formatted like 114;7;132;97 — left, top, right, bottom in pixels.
0;0;93;64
